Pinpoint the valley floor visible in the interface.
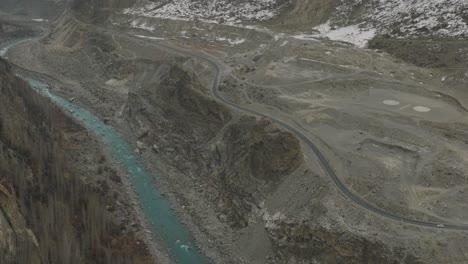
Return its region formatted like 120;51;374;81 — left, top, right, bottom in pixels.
3;12;468;264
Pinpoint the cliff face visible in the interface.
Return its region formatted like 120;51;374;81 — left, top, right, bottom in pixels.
0;58;153;263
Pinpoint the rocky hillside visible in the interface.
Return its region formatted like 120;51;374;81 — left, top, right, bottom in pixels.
0;0;69;18
0;20;36;44
327;0;468;38
70;0;136;22
0;58;153;263
124;63;304;228
304;0;468;48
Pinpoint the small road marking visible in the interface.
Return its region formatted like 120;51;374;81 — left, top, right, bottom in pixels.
399;104;411;110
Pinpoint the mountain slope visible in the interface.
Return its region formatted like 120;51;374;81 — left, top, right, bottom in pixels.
119;0;467;47
123;0;291;23
324;0;468;38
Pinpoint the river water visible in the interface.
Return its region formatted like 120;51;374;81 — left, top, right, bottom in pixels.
1;40;207;264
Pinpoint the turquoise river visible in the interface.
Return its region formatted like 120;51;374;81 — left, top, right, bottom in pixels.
0;39;208;264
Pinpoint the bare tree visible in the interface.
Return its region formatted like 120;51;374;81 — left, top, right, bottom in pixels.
0;18;4;34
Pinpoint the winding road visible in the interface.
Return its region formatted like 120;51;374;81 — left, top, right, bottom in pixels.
4;29;468;235
133;35;468;231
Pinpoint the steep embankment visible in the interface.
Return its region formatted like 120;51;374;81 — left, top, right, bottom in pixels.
0;58;153;263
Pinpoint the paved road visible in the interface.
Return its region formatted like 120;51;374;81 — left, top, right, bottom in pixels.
133;36;468;231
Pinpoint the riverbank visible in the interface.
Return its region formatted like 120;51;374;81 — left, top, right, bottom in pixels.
0;53;155;263
1;36;212;263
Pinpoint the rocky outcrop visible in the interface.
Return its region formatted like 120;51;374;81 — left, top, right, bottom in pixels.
124;64;303;228
264;214;423;264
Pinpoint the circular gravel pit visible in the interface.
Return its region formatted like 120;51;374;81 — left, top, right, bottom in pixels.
382;100;400;106
413;106;431;113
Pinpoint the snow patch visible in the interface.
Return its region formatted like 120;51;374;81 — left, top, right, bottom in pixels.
31;18;48;22
291;33;320;42
216;37;246;45
315;21;376;48
134;35;165;40
279;40;289;47
130;19;156;32
106;79;128;86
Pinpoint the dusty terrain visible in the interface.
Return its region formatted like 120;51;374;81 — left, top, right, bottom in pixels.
2;0;468;263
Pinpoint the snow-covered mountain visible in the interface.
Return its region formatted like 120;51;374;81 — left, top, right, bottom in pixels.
120;0;467;47
329;0;468;38
311;0;467;47
123;0;290;23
